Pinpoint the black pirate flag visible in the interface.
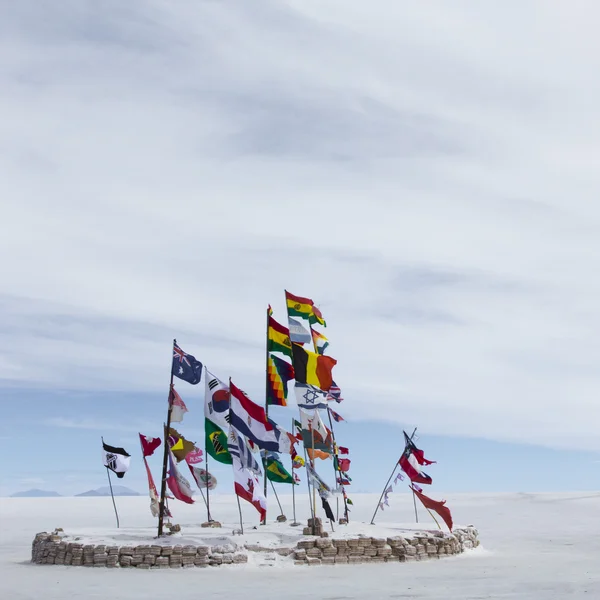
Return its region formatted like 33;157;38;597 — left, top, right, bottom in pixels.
102;440;131;478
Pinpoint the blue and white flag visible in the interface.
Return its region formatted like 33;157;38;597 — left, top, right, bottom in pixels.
172;342;203;385
288;317;312;344
295;383;329;410
228;428;262;475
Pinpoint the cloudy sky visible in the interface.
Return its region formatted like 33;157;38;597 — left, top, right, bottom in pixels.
2;0;600;497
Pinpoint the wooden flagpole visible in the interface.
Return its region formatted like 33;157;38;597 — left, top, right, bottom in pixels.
409;428;419;523
269;480;285;517
370;461;399;525
262;306;270;525
326;407;349;522
157;339;176;537
236;495;244;534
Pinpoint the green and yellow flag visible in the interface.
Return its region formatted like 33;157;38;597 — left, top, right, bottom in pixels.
268;315;292;358
205;419;232;464
285;290;326;327
265;452;295;484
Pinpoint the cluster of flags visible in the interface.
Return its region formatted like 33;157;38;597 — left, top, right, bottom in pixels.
101;289;353;528
382;430;454;531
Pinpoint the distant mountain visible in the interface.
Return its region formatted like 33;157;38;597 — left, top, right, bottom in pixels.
76;485;140;497
11;489;61;498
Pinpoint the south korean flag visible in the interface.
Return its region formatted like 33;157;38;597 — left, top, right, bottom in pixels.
102;440;131;479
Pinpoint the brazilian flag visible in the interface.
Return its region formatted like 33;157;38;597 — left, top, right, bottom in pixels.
265;455;294;484
205;418;232;464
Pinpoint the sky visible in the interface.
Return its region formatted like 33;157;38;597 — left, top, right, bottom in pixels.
2;0;600;497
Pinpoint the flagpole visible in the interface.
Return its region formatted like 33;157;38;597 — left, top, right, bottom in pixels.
411;485;441;530
262;306;270;525
326;407;349;523
370;461;399;525
291;417;300;526
269;480;285;517
236;495;244;535
409;428;419;523
104;464;120;528
204;371;213;523
157;339;176;537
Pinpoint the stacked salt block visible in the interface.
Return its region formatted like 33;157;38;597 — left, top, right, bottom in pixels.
31;526;479;569
291;527;480;566
31;531;249;569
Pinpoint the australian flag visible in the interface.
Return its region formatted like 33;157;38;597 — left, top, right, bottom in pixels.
172;342;203;385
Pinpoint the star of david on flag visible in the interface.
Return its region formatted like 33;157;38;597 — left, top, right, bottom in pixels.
171;341;203;385
295;383;329;410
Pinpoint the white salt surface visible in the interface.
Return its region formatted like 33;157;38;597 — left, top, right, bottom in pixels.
2;491;600;598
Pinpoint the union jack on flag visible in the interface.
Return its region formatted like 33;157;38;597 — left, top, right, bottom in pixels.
326;381;343;403
171;341;203;385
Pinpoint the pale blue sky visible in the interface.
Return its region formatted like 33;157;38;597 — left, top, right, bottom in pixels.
2;1;600;496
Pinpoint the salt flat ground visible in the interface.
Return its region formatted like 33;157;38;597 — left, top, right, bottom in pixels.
2;491;599;599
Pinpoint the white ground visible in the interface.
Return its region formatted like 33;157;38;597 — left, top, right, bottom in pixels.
2;491;600;599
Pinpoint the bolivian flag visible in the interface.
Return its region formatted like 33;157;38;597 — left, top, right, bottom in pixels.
285;290;326;327
267;315;292;358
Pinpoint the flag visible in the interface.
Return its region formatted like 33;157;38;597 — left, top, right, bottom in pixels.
399;432;433;485
172;342;203;385
268;315;292;358
300;409;332;460
184;446;203;465
292;455;305;469
228;428;262;475
169;386;188;423
306;462;332;497
337;475;351;485
205;419;232;464
204;370;230;431
267;354;295;407
321;496;335;521
232;458;266;520
338;446;349;455
411;486;453;531
337;458;351;472
311;328;329;355
168;427;196;462
288;317;312;344
166;449;194;504
291;343;337;391
403;431;436;466
102;441;130;478
142;457;160;517
294;383;329;410
264;451;294;484
229;382;281;452
285;290;326;326
329;408;345;423
326;381;343;403
188;465;216;490
139;433;161;457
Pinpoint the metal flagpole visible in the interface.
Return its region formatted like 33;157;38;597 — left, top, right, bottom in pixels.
262;306;270;525
105;465;120;528
157;340;176;537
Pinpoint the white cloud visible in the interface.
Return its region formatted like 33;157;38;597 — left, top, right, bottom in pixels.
2;1;600;450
